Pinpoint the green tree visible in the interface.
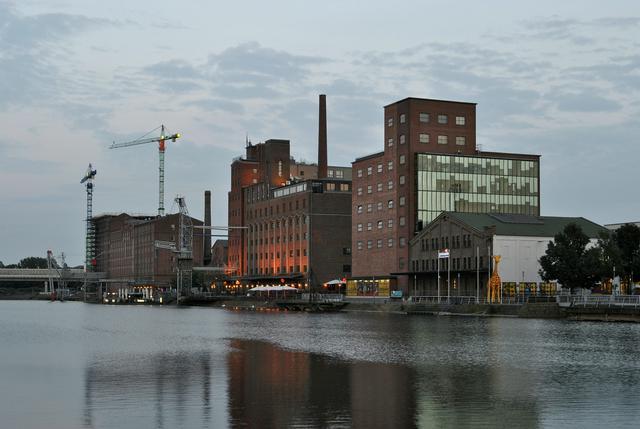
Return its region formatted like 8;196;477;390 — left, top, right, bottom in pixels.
599;224;640;287
18;257;48;269
539;223;603;292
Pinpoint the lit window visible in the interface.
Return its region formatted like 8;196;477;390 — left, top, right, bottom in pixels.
399;196;406;206
252;168;258;173
388;238;394;247
456;116;466;125
387;118;393;127
357;223;363;232
388;200;394;209
377;220;383;229
388;219;394;228
377;163;383;173
388;161;393;171
357;187;363;196
377;239;383;248
399;155;405;165
367;166;372;175
400;216;406;226
399;175;405;185
377;183;383;192
388;180;394;190
400;134;406;144
340;183;349;191
357;169;363;178
456;136;466;146
438;135;448;145
326;183;335;191
419;113;429;123
419;133;429;143
400;114;406;123
388;138;394;147
367;222;372;231
438;114;448;124
357;205;363;214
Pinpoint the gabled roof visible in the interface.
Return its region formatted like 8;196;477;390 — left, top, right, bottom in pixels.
425;212;607;239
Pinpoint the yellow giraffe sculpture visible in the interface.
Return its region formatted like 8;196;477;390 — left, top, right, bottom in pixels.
487;255;502;303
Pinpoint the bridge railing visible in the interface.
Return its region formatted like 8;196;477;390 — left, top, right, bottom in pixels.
410;296;528;305
560;295;640;308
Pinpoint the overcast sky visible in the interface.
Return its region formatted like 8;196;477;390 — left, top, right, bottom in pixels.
1;0;639;266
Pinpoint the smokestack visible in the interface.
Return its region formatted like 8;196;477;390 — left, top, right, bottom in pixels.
204;190;211;265
318;94;328;179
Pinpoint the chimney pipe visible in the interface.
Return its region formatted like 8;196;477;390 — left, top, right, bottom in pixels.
204;190;212;265
317;94;328;179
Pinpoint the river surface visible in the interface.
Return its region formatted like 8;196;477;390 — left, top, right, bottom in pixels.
1;301;639;428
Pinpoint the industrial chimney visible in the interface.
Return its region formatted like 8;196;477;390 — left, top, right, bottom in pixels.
317;94;328;179
204;190;212;266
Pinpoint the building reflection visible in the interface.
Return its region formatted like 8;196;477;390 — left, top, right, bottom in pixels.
226;339;418;428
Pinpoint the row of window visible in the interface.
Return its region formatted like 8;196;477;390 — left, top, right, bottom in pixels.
249;232;308;245
357;219;394;231
249;265;307;276
356;236;407;250
248;217;307;232
251;248;307;259
356;177;406;195
356;200;408;215
420;234;475;251
385;134;466;147
357;161;394;177
412;256;483;272
388;113;466;127
247;200;307;219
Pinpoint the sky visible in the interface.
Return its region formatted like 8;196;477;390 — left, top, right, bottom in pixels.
1;0;639;266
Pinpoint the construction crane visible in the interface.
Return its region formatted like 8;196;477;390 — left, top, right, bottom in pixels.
80;163;97;272
110;125;181;216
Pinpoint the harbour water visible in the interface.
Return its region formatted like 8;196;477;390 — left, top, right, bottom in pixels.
1;301;639;428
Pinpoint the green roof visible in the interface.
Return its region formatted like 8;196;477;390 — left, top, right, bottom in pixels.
443;212;607;238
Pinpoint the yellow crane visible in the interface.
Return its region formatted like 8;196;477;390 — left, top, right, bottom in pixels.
110;125;180;216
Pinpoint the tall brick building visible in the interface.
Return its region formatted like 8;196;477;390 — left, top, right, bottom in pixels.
227;95;352;289
350;97;540;295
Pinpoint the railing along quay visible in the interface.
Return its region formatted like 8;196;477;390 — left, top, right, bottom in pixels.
558;295;640;308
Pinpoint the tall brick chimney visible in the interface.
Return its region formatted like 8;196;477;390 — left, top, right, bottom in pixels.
204;190;211;265
318;94;328;179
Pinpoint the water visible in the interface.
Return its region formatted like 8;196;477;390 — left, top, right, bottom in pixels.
1;301;639;428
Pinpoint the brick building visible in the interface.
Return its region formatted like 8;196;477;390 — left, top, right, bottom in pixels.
350;97;540;295
227;95;352;289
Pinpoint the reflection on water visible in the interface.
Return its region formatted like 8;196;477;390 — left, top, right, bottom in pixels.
1;302;640;428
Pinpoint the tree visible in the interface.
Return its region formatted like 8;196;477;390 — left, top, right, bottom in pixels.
539;223;603;292
0;260;4;268
599;224;640;291
18;257;48;269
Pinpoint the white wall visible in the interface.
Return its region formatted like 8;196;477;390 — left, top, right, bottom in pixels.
492;235;599;284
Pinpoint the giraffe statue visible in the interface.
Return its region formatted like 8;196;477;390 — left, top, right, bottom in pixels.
487;255;502;303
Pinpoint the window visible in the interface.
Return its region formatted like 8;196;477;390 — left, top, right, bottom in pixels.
419;112;430;123
377;220;383;229
388;180;394;190
399;134;406;144
335;170;344;178
343;247;351;255
357;169;363;178
400;113;406;123
328;169;334;178
388;138;394;147
357;223;363;232
388;238;394;247
357;241;363;250
399;216;406;226
367;185;372;194
399;196;406;206
399;175;405;185
367;240;373;249
357;205;363;214
340;183;349;191
388;219;394;228
377;183;383;192
399;237;406;248
367;204;373;213
399;155;405;165
326;183;335;191
438;135;448;145
388;199;394;209
438;114;448;124
343;264;351;273
456;116;466;125
456;136;466;146
388;161;393;171
419;133;430;143
377;163;383;173
367;166;372;176
367;222;372;231
377;201;383;211
387;118;393;127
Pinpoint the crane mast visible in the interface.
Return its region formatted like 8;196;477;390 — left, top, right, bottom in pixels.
110;125;181;216
80;163;97;272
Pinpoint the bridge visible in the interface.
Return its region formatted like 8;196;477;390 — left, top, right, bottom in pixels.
0;268;104;282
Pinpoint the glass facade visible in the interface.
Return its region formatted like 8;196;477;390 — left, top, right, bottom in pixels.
416;153;539;224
